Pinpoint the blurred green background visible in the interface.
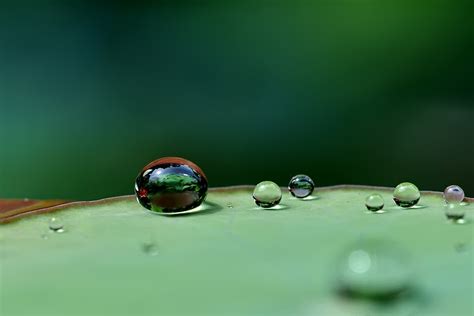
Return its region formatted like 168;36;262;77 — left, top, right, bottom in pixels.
0;0;473;200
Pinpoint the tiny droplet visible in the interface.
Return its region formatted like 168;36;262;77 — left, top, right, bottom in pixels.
49;217;64;233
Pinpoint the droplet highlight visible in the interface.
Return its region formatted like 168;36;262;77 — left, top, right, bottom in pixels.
253;181;282;208
288;174;315;198
393;182;420;208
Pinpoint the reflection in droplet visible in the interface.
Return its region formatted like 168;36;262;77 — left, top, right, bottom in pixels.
288;174;315;198
393;182;420;208
444;185;465;205
134;157;208;214
365;194;384;212
253;181;282;208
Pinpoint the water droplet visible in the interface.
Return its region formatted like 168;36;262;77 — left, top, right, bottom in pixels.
253;181;282;208
41;233;49;240
48;217;64;233
393;182;420;208
337;239;411;300
444;204;466;224
454;242;468;253
226;202;233;208
444;185;465;205
288;174;315;198
134;157;208;214
142;242;159;256
365;194;384;212
23;198;30;202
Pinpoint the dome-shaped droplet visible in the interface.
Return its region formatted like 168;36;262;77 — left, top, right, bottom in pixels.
393;182;420;208
337;239;412;299
444;204;466;224
253;181;282;208
134;157;208;214
49;217;64;233
288;174;315;198
142;242;159;256
365;194;384;212
443;185;465;205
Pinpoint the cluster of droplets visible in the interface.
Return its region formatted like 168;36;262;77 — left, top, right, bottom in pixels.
252;174;315;209
363;182;467;224
132;157;470;224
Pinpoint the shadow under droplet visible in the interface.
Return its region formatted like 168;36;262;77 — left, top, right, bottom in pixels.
388;204;427;210
364;209;386;214
302;195;320;201
252;204;290;211
147;200;223;217
337;285;422;306
446;217;469;225
288;195;319;201
408;204;427;209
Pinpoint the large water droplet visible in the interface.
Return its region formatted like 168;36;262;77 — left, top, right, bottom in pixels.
288;174;315;198
444;185;465;205
365;194;384;212
393;182;420;208
134;157;208;214
337;239;412;300
48;217;64;233
252;181;282;208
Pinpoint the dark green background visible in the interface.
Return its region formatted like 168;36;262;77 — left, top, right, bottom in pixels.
0;1;473;200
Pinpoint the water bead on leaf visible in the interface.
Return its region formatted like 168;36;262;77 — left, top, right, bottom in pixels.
365;194;384;212
443;185;465;205
253;181;282;208
134;157;208;214
393;182;420;208
337;239;412;299
48;217;64;233
288;174;315;198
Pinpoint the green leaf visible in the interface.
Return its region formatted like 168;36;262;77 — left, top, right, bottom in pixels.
1;185;472;316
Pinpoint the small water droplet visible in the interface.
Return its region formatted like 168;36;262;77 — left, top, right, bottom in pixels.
226;202;233;208
337;239;411;300
444;185;465;205
41;233;49;240
444;204;466;224
134;157;208;214
288;174;315;198
252;181;282;208
49;217;64;233
364;194;384;212
454;242;468;253
23;198;30;202
393;182;420;208
142;242;159;256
